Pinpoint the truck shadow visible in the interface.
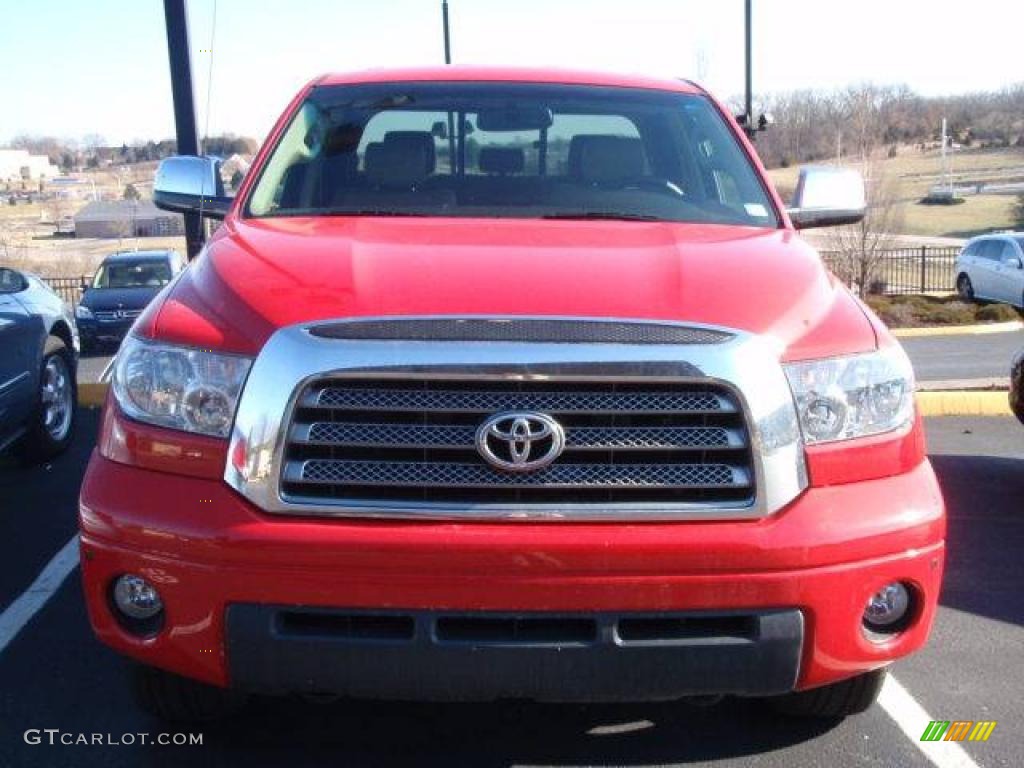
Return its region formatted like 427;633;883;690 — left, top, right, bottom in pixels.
195;695;841;766
930;454;1024;628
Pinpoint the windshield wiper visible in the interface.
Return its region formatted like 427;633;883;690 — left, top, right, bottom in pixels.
541;211;665;222
321;208;432;217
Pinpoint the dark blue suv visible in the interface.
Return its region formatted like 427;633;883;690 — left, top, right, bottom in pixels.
76;250;184;353
0;267;79;461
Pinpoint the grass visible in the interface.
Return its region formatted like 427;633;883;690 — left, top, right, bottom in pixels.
766;145;1024;240
865;293;1022;327
2;230;186;277
900;195;1019;238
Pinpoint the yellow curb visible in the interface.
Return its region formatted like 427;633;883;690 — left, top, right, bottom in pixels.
78;382;108;407
916;391;1012;417
893;320;1022;338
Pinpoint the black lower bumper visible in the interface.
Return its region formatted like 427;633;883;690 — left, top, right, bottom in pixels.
78;322;131;348
226;606;803;702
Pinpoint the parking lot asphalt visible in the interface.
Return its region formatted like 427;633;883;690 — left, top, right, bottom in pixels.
0;411;1021;767
900;329;1023;382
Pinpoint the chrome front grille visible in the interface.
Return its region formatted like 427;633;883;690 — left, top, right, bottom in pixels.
94;309;142;322
281;378;754;507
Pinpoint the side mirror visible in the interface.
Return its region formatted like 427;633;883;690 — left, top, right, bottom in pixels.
153;156;232;219
1008;257;1023;270
787;166;866;230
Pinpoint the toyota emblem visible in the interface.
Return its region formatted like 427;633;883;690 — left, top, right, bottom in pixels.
475;411;565;472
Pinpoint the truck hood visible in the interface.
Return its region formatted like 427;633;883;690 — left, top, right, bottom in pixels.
150;216;876;361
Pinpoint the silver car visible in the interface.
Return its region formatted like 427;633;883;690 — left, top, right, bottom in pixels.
955;233;1024;308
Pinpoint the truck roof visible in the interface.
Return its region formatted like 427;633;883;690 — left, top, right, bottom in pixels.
316;66;703;94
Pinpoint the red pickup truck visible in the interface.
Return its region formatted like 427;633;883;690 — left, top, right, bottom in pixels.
78;67;945;721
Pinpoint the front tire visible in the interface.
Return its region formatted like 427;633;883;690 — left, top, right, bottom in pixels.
956;273;975;302
130;664;246;722
768;668;887;718
19;336;76;463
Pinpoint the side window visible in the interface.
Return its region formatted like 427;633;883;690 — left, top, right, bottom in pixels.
977;240;1000;261
0;268;26;294
998;241;1020;264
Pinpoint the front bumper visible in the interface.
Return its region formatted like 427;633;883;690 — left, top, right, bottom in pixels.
79;453;945;700
77;318;133;346
228;606;803;701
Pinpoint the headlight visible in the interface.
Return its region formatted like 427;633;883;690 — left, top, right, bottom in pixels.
75;305;93;319
111;336;252;437
783;347;914;444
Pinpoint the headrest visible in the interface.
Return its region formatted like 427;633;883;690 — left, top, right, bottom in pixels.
382;131;436;175
568;135;645;183
364;139;430;188
323;122;362;156
478;147;525;175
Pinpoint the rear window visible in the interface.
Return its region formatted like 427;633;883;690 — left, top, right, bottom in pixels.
246;82;778;228
92;260;172;289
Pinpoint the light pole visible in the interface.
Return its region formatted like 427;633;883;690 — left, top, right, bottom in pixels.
161;0;204;260
442;0;452;65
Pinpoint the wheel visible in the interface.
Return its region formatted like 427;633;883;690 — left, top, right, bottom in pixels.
19;336;76;463
956;273;974;302
130;664;246;722
768;668;887;718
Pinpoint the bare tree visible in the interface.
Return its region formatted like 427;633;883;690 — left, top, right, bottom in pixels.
826;157;904;296
43;195;70;225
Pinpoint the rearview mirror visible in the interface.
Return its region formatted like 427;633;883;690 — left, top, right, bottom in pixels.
153;156;232;219
476;105;553;132
786;166;866;230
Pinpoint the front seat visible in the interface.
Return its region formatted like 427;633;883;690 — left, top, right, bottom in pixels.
343;131;454;209
567;135;646;185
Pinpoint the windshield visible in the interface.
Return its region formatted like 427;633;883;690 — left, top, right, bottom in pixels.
92;260;172;289
246;82;778;227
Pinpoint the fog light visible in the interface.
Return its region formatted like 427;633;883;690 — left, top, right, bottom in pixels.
863;582;911;632
112;574;163;620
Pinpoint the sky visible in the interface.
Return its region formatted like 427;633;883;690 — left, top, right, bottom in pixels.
1;0;1022;146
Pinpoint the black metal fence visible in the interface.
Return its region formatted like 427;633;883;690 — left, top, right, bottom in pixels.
819;246;960;296
40;276;91;307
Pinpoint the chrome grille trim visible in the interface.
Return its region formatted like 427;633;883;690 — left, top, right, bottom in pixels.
224;316;808;521
307;387;731;414
94;309;142;322
287;460;749;489
293;422;743;451
307;317;733;345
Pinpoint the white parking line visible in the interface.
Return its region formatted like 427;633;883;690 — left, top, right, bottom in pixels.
880;674;982;768
0;535;79;656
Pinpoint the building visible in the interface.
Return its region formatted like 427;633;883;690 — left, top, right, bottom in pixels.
0;149;60;182
72;200;184;238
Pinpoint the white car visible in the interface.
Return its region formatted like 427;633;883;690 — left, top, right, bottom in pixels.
955;233;1024;308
